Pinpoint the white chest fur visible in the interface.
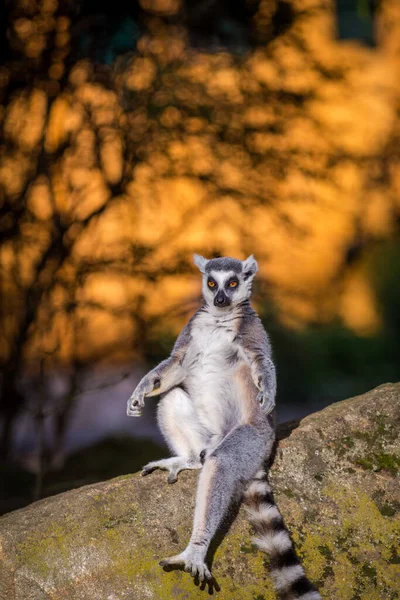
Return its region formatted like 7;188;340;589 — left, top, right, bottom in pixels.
182;310;246;435
186;312;237;367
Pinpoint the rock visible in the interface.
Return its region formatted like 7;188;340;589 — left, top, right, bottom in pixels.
270;382;400;600
0;383;399;600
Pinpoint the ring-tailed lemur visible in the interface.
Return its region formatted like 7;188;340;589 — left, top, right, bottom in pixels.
127;255;321;599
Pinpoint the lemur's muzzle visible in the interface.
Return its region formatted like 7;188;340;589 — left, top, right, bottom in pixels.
214;290;230;307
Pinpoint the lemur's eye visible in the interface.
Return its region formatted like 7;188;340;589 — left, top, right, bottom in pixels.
229;281;238;288
208;280;216;288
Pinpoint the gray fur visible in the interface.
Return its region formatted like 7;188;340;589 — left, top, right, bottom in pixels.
127;255;319;598
238;304;277;413
205;256;242;273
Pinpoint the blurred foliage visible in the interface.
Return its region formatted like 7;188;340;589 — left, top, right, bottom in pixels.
268;239;400;405
1;0;400;463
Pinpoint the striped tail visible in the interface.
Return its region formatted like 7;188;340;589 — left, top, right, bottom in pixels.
243;470;321;600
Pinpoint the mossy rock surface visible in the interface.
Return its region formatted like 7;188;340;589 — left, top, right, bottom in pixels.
0;383;399;599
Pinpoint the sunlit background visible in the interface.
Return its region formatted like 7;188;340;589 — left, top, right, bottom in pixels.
1;0;400;514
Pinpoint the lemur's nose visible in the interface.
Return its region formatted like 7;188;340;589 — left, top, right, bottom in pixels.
214;291;230;307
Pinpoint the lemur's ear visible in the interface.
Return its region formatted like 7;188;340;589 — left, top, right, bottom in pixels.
193;254;208;273
242;255;258;280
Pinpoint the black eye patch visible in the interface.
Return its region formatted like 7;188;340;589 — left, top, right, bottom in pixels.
207;278;217;290
226;278;239;289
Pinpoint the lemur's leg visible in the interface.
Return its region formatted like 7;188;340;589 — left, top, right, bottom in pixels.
159;423;266;579
142;387;206;483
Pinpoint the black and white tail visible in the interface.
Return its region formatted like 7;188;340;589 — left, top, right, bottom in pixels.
244;470;322;600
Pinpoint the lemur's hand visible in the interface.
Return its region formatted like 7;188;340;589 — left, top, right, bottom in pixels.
257;390;275;416
127;387;145;417
257;375;275;416
127;373;161;417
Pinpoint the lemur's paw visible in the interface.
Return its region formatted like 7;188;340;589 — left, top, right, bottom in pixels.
141;462;177;482
142;457;201;482
257;391;275;416
126;391;145;417
141;458;180;482
141;464;158;477
141;458;175;479
159;552;186;571
160;553;212;581
184;559;212;581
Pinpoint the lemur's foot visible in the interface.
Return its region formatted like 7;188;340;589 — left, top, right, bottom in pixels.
160;550;212;581
141;457;201;484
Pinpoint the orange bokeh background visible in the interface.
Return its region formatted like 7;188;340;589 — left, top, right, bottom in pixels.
1;0;400;367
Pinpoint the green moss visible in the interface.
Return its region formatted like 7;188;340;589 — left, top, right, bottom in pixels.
342;436;355;449
378;503;397;517
240;544;258;554
334;435;356;458
289;484;400;599
353;430;377;446
373;453;399;475
355;457;375;470
361;563;377;585
355;452;399;475
15;490;144;588
98;518;277;600
351;414;395;450
373;414;397;443
318;545;333;561
114;473;136;482
282;487;295;499
17;520;80;578
102;513;137;529
388;549;400;564
348;554;360;566
335;529;354;552
321;564;334;580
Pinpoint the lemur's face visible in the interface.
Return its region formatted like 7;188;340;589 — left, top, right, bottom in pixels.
193;255;258;310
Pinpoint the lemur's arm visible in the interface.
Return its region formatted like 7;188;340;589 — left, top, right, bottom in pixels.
240;314;277;415
127;320;192;417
